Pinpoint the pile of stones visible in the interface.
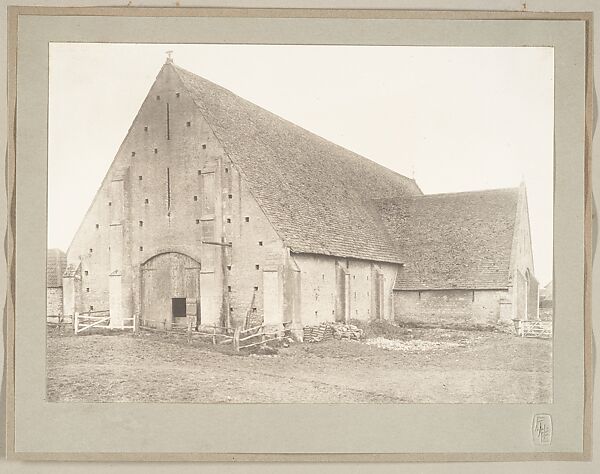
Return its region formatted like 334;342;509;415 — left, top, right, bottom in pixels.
303;322;363;343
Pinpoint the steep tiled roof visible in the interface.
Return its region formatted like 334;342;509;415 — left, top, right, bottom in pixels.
46;248;66;288
376;188;520;290
173;65;422;264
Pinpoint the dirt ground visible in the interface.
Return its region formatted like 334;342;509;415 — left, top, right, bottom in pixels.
46;326;552;403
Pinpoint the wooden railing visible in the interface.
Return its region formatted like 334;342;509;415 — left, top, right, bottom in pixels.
141;323;236;345
243;291;257;330
189;325;235;345
72;310;134;334
234;324;281;351
74;310;110;334
146;322;282;351
72;310;283;351
122;317;135;330
512;319;552;339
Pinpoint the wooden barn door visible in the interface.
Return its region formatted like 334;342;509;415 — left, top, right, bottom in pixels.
184;266;201;325
141;252;201;330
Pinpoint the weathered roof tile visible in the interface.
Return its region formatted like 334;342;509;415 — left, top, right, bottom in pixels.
173;65;422;264
375;188;519;290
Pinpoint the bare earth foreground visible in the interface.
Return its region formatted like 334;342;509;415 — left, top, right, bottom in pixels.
47;327;552;403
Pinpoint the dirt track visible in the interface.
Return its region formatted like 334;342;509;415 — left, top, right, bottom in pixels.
46;327;552;403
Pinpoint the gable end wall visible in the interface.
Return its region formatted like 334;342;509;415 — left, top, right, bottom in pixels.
65;64;289;327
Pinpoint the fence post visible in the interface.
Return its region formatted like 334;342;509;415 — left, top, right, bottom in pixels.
73;312;79;334
233;327;241;352
212;324;216;345
186;315;192;344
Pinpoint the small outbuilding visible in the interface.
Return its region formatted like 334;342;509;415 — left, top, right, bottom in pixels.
46;248;67;318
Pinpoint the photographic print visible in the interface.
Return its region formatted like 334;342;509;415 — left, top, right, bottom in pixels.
46;43;554;404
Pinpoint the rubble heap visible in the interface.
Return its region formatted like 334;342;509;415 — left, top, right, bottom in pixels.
303;322;363;343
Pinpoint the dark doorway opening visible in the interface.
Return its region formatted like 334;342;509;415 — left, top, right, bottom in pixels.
172;297;187;319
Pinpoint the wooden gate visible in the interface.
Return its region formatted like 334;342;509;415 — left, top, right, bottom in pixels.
141;252;201;330
74;310;111;334
513;319;553;339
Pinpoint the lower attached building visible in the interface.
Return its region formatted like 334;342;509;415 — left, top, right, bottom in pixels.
378;186;539;326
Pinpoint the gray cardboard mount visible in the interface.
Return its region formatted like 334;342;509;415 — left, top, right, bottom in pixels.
2;4;593;464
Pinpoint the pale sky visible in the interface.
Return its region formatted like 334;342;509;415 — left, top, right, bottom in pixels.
48;43;554;285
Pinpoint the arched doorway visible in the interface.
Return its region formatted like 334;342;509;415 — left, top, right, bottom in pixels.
140;252;201;330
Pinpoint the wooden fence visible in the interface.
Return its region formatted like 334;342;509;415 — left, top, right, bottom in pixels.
235;324;280;351
196;325;235;346
74;310;110;334
512;319;553;339
140;321;282;351
72;311;135;334
141;323;236;345
68;309;282;349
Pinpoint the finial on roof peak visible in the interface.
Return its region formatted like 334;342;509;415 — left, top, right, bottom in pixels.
165;50;174;64
519;174;526;187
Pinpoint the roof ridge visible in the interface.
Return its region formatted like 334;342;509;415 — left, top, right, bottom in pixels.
377;186;520;290
172;64;336;254
172;62;423;263
373;186;520;203
172;64;419;189
424;186;520;197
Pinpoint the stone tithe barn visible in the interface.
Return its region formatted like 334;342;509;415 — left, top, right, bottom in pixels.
61;58;538;336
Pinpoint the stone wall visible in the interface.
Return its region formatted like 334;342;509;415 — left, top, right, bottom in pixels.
293;254;397;326
224;166;288;327
47;287;63;317
66;63;289;328
508;187;539;320
66;63;226;324
65;62;403;331
539;297;553;321
394;288;509;326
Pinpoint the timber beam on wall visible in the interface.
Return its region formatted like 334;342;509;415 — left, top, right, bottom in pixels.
202;240;232;247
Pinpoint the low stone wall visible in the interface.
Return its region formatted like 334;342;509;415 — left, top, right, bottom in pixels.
47;287;63;317
393;288;509;327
